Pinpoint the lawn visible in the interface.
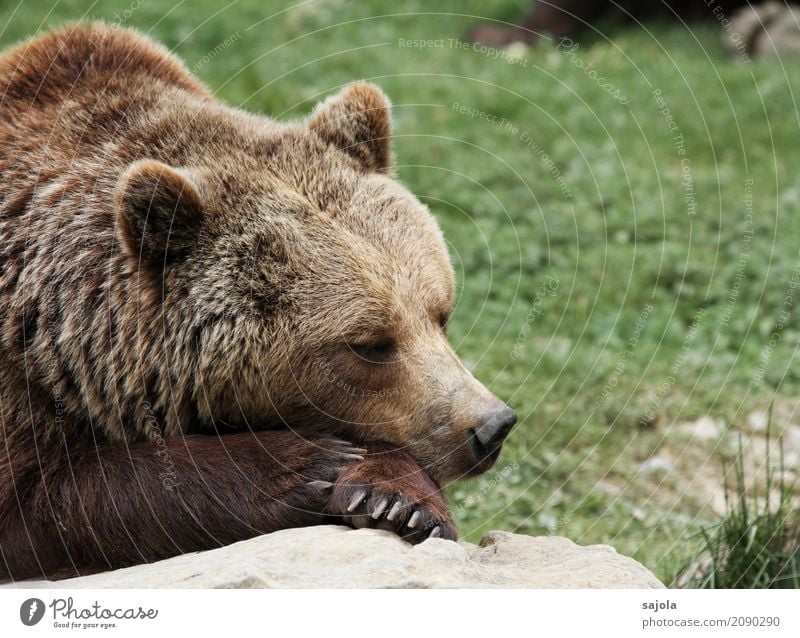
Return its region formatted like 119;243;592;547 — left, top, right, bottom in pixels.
2;0;799;584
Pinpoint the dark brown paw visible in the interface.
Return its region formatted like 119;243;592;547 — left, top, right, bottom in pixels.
301;436;367;485
326;445;457;544
281;436;366;513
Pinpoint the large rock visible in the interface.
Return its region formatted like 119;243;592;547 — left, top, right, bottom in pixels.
723;2;800;60
10;526;663;588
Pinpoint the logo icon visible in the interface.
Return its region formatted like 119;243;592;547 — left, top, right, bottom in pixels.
20;598;45;626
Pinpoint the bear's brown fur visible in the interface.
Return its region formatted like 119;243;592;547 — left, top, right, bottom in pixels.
0;22;515;581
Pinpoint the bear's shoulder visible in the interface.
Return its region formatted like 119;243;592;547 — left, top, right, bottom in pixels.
0;21;210;108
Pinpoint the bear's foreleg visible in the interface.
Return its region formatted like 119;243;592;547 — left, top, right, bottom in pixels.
0;431;363;581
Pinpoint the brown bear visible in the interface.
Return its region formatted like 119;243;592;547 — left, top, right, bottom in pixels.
0;22;516;581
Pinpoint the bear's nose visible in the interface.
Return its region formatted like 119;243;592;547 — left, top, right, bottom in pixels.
470;405;517;459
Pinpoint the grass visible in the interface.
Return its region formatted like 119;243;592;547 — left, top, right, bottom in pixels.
2;1;799;585
675;410;800;588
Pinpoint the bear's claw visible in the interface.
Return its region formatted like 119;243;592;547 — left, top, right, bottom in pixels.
306;480;334;490
346;489;368;512
386;500;402;521
328;483;457;543
371;497;389;519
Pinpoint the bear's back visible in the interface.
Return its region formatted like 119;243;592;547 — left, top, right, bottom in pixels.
0;21;210;112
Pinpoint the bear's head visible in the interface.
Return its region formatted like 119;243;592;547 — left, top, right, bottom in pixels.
115;83;516;483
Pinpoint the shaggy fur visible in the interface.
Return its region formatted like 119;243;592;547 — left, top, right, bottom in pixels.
0;22;513;581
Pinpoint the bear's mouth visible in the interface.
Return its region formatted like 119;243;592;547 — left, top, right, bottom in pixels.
468;428;503;459
467;428;503;470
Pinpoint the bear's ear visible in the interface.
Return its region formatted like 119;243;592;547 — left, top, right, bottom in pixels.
115;160;204;267
308;82;393;173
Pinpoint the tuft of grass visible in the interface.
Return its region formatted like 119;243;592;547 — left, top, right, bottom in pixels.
674;410;800;588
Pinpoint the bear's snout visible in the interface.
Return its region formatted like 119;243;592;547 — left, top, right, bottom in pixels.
469;404;517;462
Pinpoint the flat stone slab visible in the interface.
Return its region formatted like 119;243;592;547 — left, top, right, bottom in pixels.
6;526;664;588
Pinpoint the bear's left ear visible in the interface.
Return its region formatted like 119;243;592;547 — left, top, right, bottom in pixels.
308;82;393;173
114;160;204;268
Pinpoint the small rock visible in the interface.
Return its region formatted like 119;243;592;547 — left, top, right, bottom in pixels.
504;41;529;62
677;416;726;440
639;455;674;474
746;410;769;432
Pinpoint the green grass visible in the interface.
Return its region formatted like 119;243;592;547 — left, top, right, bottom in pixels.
2;1;799;585
675;412;800;588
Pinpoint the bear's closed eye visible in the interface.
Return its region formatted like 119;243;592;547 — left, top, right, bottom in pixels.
349;338;397;363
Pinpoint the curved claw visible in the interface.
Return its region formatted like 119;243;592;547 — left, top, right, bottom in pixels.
406;510;421;529
346;489;368;512
386;500;402;521
371;497;390;519
339;452;365;462
429;525;442;538
306;480;333;490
